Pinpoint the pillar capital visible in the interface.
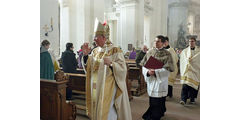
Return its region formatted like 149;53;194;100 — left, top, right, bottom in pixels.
115;0;138;7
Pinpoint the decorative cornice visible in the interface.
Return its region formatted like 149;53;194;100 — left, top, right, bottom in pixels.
116;0;138;7
144;3;153;16
60;0;69;7
105;12;119;20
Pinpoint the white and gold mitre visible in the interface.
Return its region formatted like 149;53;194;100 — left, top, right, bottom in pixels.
94;18;105;36
94;18;111;45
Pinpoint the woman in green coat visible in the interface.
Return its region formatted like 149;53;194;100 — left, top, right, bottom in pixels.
40;40;54;80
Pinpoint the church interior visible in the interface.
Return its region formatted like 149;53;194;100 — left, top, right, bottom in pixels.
40;0;200;120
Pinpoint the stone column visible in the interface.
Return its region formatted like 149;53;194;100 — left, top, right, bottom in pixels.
115;0;143;52
66;0;105;52
59;0;70;55
144;0;168;48
68;0;85;52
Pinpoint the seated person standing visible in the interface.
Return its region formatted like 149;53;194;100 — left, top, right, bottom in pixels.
61;43;78;100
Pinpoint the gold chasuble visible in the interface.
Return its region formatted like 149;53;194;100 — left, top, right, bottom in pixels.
180;46;200;90
166;47;179;86
85;44;132;120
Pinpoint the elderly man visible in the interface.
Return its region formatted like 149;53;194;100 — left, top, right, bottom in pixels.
135;45;148;68
179;37;200;105
82;19;132;120
141;35;174;120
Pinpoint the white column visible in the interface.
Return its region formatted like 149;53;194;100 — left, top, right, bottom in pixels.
144;0;168;48
69;0;85;52
136;0;144;49
116;11;122;48
84;0;94;43
59;0;70;55
117;0;139;52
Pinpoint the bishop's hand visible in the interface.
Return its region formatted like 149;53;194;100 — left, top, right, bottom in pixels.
103;57;112;66
82;42;91;55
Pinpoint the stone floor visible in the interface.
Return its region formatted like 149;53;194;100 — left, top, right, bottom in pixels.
76;81;200;120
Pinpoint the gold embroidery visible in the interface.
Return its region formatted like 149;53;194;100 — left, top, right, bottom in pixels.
181;76;200;86
92;47;122;72
168;78;175;83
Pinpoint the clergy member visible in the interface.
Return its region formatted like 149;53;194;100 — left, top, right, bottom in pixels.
140;35;174;120
164;36;179;98
40;40;54;80
82;19;132;120
179;37;200;105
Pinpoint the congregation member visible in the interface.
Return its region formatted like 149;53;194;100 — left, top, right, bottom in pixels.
77;45;84;69
48;48;60;72
40;40;54;80
135;45;148;68
129;47;136;59
61;42;78;100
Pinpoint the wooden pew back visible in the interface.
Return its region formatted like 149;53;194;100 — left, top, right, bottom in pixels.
40;79;76;120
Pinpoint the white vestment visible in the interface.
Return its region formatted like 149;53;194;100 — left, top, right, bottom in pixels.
142;67;169;97
180;46;200;90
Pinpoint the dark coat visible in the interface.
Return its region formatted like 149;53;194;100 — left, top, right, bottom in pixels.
40;47;54;80
61;50;78;73
135;51;146;68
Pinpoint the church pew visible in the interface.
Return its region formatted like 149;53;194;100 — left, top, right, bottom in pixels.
126;60;147;96
76;68;85;74
65;73;86;94
40;79;76;120
59;67;85;74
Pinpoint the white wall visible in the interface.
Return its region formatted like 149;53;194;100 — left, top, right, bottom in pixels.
40;0;60;56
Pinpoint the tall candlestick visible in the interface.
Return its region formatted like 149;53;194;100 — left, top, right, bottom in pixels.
51;17;53;26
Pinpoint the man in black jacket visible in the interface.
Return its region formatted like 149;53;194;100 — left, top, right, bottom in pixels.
61;43;78;100
135;45;148;68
